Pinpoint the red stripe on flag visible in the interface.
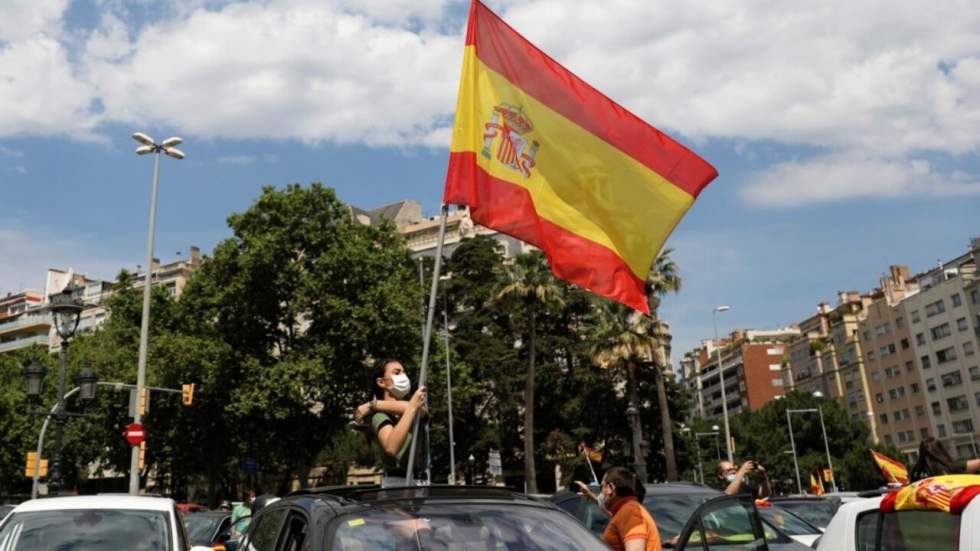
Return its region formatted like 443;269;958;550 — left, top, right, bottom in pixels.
464;0;717;198
445;151;648;312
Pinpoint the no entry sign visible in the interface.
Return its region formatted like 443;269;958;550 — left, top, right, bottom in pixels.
125;423;146;446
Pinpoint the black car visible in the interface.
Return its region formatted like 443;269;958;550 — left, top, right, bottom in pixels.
237;485;609;550
554;482;808;550
183;511;232;548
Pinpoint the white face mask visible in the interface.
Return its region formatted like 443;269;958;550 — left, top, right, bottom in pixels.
596;486;611;516
725;473;737;483
390;373;412;399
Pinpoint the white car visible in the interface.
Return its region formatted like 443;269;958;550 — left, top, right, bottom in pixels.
0;495;212;551
816;475;980;551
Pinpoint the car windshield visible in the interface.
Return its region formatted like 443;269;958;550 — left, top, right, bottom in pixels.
183;514;224;544
773;500;837;527
0;509;171;551
642;493;715;541
329;503;608;550
758;507;818;536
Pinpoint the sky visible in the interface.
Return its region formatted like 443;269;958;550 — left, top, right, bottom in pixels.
1;0;979;366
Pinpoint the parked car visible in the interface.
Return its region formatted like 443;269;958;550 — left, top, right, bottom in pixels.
0;505;13;523
769;496;842;529
553;482;810;550
183;511;232;549
757;503;823;546
0;495;213;551
816;475;980;550
237;485;609;550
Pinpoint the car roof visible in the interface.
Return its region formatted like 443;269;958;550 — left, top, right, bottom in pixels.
12;495;176;513
283;485;559;515
643;482;722;496
185;511;228;518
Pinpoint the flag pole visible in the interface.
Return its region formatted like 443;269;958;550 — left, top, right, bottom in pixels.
405;204;449;483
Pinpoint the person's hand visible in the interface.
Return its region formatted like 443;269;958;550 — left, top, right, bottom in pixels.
574;480;597;502
355;402;372;421
738;461;754;476
408;387;427;411
755;463;767;478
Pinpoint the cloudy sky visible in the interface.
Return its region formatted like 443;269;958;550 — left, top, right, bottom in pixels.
2;0;979;364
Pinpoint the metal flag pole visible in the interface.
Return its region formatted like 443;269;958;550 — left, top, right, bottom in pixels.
417;257;433;485
584;447;600;485
405;205;449;484
443;293;457;484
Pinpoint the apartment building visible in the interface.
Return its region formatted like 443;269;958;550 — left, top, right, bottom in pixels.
0;290;49;353
681;327;799;419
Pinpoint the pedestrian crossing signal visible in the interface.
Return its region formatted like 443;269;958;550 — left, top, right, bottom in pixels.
181;383;195;406
139;387;149;415
139;442;146;470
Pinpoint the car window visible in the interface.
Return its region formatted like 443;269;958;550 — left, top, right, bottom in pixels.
774;500;836;527
642;493;714;541
245;508;287;551
855;511;879;551
279;513;308;551
0;509;172;551
758;507;818;536
678;496;766;551
185;515;225;544
328;504;608;550
879;511;959;551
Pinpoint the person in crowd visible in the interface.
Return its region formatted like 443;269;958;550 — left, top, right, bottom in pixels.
717;460;771;499
910;437;980;481
576;467;661;551
355;358;427;487
231;490;254;524
218;500;231;512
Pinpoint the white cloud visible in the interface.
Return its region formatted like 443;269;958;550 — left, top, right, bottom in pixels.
742;154;980;206
0;146;24;157
13;165;27;174
0;226;129;293
217;153;277;165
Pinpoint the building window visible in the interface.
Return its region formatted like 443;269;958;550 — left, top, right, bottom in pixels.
972;289;980;305
885;434;893;444
952;293;962;307
885;366;901;378
937;347;958;364
938;424;947;438
916;405;925;417
941;370;963;387
901;338;910;350
922;355;932;369
912;310;921;323
897;316;905;328
879;413;889;424
911;382;920;393
975;391;980;406
958;318;969;332
772;378;783;387
947;395;969;412
965;342;975;357
875;392;884;403
906;360;915;372
932;402;942;415
931;323;952;341
898;431;908;443
862;330;872;341
953;419;974;434
916;333;926;346
867;350;876;361
927;378;937;392
921;428;930;438
871;371;882;382
971;366;980;381
926;300;947;318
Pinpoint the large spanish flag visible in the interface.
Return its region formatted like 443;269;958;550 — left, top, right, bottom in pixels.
871;449;910;485
443;1;718;313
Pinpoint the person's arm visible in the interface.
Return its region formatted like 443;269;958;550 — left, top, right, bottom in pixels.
966;459;980;473
376;388;426;456
756;466;772;499
624;539;646;551
574;481;598;502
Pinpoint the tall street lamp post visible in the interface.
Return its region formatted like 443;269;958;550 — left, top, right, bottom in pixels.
130;132;185;495
713;305;733;462
788;403;838;493
25;284;95;494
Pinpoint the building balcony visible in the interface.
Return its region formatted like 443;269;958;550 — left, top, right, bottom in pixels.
0;314;50;336
0;334;49;353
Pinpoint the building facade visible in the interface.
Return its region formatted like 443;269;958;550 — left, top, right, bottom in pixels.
0;291;49;353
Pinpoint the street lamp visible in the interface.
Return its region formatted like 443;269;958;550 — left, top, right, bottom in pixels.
76;364;98;401
38;284;88;494
23;360;47;397
787;404;838;493
130;131;185;495
713;305;733;462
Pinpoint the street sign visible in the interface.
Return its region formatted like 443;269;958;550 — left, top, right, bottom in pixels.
125;423;146;446
241;457;259;475
488;450;502;477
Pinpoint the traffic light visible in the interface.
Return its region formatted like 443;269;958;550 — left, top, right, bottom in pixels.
139;387;149;415
25;452;48;478
181;383;195;406
139;441;146;470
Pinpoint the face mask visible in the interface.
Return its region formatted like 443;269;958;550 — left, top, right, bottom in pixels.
724;473;737;483
596;486;611;516
390;373;412;399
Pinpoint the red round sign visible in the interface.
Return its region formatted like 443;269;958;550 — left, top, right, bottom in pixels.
124;423;146;446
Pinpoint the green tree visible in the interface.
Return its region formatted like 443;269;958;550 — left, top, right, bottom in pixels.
645;249;682;481
494;251;564;493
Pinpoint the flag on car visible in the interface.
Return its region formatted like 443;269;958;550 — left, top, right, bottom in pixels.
810;468;825;495
871;449;910;485
442;0;718;313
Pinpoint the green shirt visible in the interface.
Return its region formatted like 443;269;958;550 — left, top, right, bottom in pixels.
372;412;413;476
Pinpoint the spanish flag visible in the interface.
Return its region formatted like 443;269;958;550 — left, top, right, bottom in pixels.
443;1;718;313
810;468;825;496
871;449;910;485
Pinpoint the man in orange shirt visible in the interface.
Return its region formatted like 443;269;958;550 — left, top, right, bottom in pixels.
577;467;661;551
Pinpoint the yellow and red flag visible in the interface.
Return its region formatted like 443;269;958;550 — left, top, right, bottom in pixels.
881;475;980;514
810;468;825;496
443;1;718;313
871;449;910;485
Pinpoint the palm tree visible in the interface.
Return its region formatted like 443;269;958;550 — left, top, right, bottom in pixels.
495;251;564;494
592;249;682;482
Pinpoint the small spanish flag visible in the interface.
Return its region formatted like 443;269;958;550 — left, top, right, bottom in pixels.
810;468;825;496
871;449;910;485
443;1;718;313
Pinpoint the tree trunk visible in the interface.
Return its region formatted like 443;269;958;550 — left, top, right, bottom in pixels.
627;360;648;483
655;366;678;481
524;306;538;494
